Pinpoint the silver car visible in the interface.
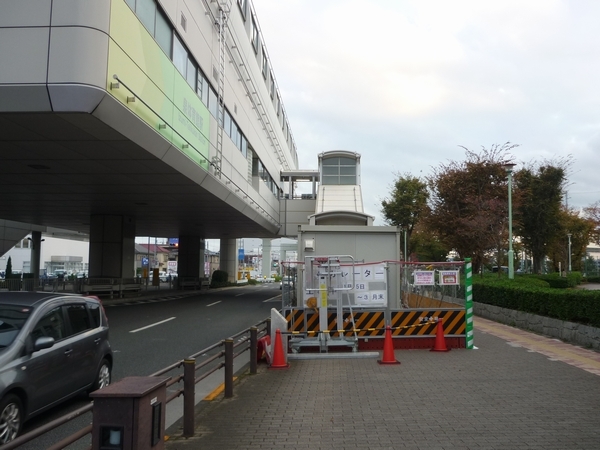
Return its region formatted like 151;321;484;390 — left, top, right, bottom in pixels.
0;292;113;444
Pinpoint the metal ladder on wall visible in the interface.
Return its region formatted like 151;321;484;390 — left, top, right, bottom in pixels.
212;0;232;178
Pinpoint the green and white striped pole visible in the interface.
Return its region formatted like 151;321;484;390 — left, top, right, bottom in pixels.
465;258;474;349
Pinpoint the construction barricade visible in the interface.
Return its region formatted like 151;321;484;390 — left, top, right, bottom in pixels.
280;258;471;352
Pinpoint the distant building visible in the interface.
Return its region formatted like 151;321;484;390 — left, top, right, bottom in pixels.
0;236;89;276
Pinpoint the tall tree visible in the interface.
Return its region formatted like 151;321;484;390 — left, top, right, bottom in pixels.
546;207;594;273
583;201;600;246
514;160;569;273
381;173;429;258
5;256;12;279
410;225;450;262
426;143;517;273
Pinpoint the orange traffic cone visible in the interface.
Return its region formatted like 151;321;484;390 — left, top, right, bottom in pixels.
431;318;450;352
269;329;289;369
378;325;400;365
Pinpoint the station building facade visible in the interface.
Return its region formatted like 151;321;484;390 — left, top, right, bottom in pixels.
0;0;299;282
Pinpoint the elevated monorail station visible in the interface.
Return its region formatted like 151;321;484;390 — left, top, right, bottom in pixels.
0;2;470;353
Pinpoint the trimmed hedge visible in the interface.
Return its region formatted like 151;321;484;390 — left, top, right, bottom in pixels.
473;276;600;328
210;270;229;288
536;272;583;288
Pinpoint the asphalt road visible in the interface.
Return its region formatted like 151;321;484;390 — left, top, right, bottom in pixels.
18;283;281;449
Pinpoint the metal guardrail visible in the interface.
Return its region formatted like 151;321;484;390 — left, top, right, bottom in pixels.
4;317;272;449
0;276;212;296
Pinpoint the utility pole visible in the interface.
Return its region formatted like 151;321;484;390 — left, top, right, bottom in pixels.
504;163;517;279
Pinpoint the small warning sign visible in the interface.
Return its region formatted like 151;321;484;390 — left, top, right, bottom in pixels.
439;270;460;285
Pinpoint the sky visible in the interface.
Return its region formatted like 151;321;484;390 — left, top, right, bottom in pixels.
251;0;600;224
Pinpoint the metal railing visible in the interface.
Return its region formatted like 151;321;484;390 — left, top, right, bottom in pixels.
4;317;271;449
0;276;212;295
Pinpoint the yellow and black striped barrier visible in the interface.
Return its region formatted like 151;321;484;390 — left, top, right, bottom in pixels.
284;309;466;338
284;319;438;336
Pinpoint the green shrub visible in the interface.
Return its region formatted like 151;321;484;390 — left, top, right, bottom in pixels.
473;276;600;328
247;278;258;285
210;270;230;288
211;270;228;283
521;272;584;289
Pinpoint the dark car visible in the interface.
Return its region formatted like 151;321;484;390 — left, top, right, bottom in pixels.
280;276;294;290
0;292;113;444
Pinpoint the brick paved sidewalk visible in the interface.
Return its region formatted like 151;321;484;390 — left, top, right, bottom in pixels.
165;322;600;450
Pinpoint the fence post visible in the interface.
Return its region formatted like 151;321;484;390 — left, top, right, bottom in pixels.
224;339;234;398
183;358;196;437
464;258;474;349
250;327;258;375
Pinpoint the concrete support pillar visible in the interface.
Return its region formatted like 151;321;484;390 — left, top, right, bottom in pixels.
261;239;272;279
199;240;206;278
30;231;42;288
178;236;204;278
89;215;135;278
219;238;238;283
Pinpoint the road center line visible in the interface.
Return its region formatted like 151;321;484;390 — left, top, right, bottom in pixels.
129;317;176;333
207;301;222;307
263;296;281;302
235;293;245;296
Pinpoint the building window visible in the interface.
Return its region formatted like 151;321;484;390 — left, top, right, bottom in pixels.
155;9;172;56
224;109;232;136
262;50;268;79
321;156;357;185
137;0;157;35
186;58;196;87
270;72;275;99
198;70;209;105
208;87;218;117
173;35;187;77
237;0;247;18
231;124;240;149
251;15;259;52
240;135;247;158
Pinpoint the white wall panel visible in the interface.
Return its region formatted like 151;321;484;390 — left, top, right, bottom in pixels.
0;0;51;27
51;0;110;32
0;28;50;83
47;27;109;88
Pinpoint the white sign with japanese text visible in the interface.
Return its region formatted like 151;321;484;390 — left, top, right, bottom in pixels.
304;263;388;308
414;271;435;285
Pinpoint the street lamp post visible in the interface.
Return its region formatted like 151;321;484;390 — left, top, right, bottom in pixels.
567;233;572;273
504;163;517;279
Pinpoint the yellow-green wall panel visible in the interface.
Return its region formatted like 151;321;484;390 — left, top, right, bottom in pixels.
106;0;210;169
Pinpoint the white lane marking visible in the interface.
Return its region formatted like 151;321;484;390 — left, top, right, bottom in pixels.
263;296;281;303
235;293;245;297
207;301;222;307
129;317;176;333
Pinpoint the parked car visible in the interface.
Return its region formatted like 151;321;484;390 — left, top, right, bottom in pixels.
280;276;294;290
54;270;68;280
0;292;113;444
148;271;169;282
